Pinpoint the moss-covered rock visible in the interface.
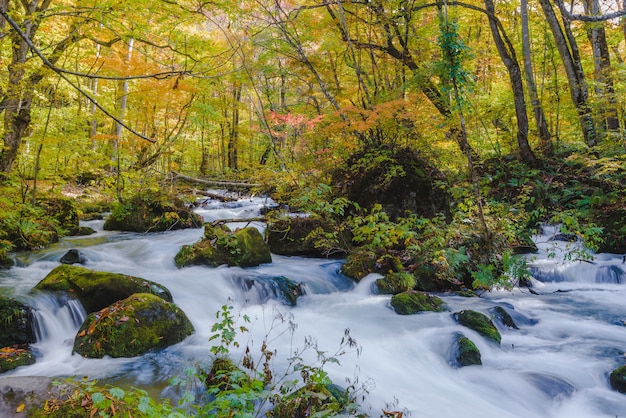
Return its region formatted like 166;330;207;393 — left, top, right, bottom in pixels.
0;345;35;373
451;333;481;367
266;216;351;257
489;306;519;330
103;191;202;233
454;310;502;344
610;365;626;393
33;264;172;313
375;271;416;295
73;293;194;358
0;296;35;347
204;357;251;392
39;197;79;236
390;291;446;315
332;146;450;221
270;383;349;418
175;225;271;268
0;248;12;270
341;249;400;282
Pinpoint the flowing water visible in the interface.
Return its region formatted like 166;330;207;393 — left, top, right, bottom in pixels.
1;197;626;417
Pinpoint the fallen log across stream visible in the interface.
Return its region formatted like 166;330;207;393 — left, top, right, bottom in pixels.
171;171;261;189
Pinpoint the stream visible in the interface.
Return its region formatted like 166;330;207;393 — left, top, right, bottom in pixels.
1;196;626;417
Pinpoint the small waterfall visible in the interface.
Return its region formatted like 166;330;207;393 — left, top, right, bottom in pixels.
29;293;86;344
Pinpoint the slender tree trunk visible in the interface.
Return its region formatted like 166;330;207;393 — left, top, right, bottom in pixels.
228;83;241;170
484;0;538;167
583;0;619;132
538;0;597;146
114;38;134;161
521;0;552;150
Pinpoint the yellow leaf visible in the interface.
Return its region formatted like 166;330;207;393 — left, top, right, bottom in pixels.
15;403;25;413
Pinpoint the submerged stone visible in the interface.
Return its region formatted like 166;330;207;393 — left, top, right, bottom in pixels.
175;225;271;268
73;293;194;358
489;306;519;330
390;291;446;315
34;264;172;313
454;310;501;344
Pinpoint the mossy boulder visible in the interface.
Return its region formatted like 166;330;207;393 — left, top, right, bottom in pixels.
489;306;519;330
204;357;251;392
33;264;172;313
271;383;349;418
0;346;35;373
454;310;502;344
104;191;202;233
175;225;271;268
390;291;446;315
266;216;351;257
332;145;450;221
376;271;416;295
451;333;481;367
73;293;194;358
341;249;401;282
610;365;626;393
39;197;79;236
0;296;35;347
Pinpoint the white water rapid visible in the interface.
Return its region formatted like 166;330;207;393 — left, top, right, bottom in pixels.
1;197;626;417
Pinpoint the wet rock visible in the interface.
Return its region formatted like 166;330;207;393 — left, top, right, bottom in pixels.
453;310;501;344
0;345;35;373
489;306;519;330
73;293;194;358
610;365;626;393
390;291;446;315
450;332;481;367
34;264;172;313
0;296;35;348
341;249;398;282
60;249;87;265
375;271;416;295
175;225;271;268
0;377;75;417
76;226;96;236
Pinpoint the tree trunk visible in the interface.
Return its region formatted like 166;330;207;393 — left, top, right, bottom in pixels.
538;0;597;146
484;0;538;167
228;83;241;170
521;0;552;150
583;0;619;133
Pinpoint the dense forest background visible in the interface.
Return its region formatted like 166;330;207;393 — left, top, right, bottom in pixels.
1;0;626;270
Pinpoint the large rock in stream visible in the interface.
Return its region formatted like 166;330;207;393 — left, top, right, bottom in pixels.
33;264;172;313
0;296;35;348
453;310;502;344
73;293;194;358
175;223;271;268
104;191;202;232
390;291;446;315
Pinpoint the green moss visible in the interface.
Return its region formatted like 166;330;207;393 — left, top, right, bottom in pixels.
175;226;271;268
610;365;626;393
39;197;79;236
34;264;172;313
454;310;502;344
103;191;202;233
390;291;446;315
0;346;36;372
455;334;481;367
271;276;304;306
73;293;194;358
271;383;349;418
376;271;416;295
341;248;393;282
0;296;35;347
